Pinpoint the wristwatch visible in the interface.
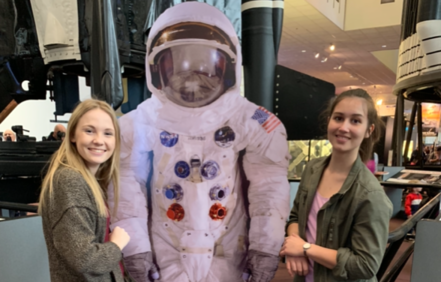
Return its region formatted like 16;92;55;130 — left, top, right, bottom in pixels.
303;242;311;257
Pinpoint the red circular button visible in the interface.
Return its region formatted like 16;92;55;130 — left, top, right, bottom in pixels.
167;203;185;221
209;203;227;220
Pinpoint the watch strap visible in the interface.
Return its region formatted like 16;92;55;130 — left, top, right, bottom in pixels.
303;243;311;257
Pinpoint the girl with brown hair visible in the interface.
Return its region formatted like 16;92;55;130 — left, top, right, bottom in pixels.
281;89;392;282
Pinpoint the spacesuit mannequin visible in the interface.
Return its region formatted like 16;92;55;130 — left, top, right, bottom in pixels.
108;2;290;282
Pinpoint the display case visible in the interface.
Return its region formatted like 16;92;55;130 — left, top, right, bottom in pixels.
288;140;332;180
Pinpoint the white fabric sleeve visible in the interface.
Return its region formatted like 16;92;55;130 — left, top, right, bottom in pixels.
243;122;291;256
108;112;152;257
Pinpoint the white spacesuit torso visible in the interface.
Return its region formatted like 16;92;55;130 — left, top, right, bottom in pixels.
108;3;291;282
112;96;289;281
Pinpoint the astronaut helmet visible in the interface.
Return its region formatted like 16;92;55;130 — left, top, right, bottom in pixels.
147;21;237;108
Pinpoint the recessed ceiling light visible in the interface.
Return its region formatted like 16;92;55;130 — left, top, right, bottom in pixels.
382;45;387;48
330;44;335;51
302;50;306;53
377;99;383;106
315;53;320;59
338;65;342;70
321;57;328;63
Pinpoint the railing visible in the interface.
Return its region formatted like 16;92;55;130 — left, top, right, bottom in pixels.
1;191;439;282
380;242;415;282
377;193;440;282
0;201;38;214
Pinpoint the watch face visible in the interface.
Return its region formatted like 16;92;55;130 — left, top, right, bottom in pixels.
303;243;311;249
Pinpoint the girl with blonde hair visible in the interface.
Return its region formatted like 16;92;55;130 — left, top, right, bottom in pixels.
39;99;130;282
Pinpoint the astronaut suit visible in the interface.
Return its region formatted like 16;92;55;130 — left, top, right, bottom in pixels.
109;2;290;282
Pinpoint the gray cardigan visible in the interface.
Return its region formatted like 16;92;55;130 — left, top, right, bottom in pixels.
41;167;124;282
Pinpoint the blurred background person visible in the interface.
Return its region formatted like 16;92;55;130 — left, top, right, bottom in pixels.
427;146;441;165
405;187;423;219
410;146;427;165
3;129;16;141
46;124;66;141
404;186;422;239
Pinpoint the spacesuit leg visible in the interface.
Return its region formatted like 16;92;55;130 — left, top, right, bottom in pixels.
151;231;188;282
203;256;244;282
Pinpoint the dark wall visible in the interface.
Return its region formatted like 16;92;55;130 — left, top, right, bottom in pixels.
376;116;393;165
274;65;335;140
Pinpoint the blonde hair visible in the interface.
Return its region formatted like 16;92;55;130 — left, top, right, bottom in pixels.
38;99;121;217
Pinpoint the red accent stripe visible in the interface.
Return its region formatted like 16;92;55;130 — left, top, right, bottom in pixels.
261;119;270;128
263;117;278;130
266;120;281;133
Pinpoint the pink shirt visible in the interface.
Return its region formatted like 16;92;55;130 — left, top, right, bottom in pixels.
305;192;329;282
366;160;376;173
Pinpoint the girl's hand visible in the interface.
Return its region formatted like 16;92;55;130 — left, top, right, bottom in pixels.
110;226;131;250
285;255;309;277
279;234;306;257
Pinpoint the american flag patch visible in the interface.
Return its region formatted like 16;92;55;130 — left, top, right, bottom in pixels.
251;106;281;133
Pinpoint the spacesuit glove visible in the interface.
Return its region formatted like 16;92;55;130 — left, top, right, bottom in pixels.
124;252;160;282
242;249;280;282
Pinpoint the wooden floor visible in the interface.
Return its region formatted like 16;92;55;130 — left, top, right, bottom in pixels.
271;218;413;282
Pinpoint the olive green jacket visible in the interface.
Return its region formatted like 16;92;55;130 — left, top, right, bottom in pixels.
287;156;393;282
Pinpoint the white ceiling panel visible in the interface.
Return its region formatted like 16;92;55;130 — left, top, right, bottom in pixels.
278;0;402;106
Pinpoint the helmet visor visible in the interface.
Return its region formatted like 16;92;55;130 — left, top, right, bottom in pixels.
157;44;228;108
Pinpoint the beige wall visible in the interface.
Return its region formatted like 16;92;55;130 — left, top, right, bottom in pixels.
372;49;399;74
378;104;396;116
345;0;403;30
306;0;346;29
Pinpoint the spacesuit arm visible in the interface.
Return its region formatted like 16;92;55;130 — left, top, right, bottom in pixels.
108;112;152;257
243;123;291;256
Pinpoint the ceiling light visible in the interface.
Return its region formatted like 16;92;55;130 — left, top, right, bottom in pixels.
377;99;383;106
302;50;306;53
362;82;366;85
315;53;320;59
21;80;30;91
321;57;328;63
338;65;342;70
330;44;335;51
382;45;387;48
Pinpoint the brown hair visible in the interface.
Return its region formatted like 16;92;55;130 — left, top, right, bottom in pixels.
323;89;384;163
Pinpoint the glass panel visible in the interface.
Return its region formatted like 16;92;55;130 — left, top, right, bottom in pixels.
288;140;332;180
288;140;309;180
